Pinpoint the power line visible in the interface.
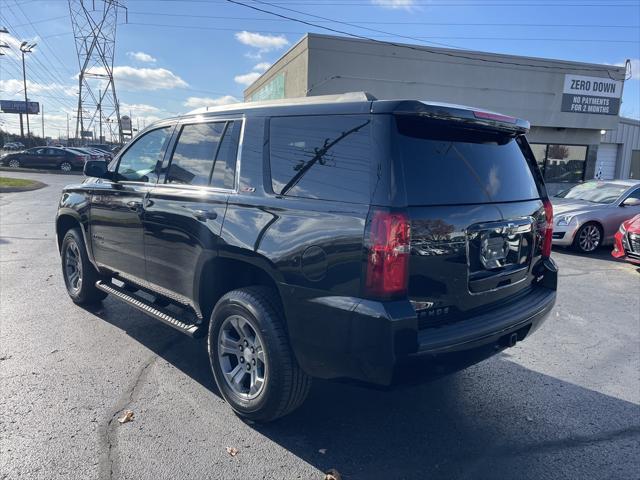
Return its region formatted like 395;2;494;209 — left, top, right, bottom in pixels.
126;11;640;28
225;0;630;79
124;22;638;43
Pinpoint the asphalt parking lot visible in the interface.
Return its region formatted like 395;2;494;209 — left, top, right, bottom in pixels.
1;170;639;480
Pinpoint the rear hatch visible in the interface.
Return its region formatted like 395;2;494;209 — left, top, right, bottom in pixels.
392;114;547;327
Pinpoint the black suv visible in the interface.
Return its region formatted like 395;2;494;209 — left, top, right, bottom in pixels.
56;93;557;421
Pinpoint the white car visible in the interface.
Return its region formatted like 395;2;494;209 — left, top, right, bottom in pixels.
551;180;640;253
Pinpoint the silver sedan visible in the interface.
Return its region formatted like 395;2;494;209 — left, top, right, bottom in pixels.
551;180;640;253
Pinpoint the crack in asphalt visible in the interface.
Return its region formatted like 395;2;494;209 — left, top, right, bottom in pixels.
97;337;183;480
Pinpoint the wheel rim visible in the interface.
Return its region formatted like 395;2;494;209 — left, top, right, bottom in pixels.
61;162;72;172
64;240;83;293
217;314;267;399
8;160;19;168
579;225;600;252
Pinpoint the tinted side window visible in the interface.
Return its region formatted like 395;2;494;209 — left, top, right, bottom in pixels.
211;120;241;190
269;115;372;204
117;127;172;182
167;122;225;186
394;115;540;205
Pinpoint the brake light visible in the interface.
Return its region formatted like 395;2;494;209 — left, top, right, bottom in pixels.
542;199;553;258
473;110;517;124
365;209;411;298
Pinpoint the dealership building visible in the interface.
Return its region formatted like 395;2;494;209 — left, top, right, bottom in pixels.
244;33;639;194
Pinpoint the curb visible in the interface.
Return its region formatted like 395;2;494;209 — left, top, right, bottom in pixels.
0;180;48;193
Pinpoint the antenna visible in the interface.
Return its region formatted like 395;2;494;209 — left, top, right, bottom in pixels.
68;0;127;144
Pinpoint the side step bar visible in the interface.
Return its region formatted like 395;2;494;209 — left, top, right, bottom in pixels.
95;280;203;338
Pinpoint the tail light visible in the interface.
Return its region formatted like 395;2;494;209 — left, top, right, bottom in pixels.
364;209;411;298
542;199;553;258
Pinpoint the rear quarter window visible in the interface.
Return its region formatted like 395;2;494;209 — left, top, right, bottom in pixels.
269;115;372;204
394;115;541;205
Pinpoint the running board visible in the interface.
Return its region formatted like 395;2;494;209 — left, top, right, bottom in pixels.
95;280;203;338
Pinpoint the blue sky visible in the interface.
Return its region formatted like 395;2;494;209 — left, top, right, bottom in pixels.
0;0;639;139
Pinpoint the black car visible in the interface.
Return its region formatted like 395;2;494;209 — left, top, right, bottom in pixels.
2;146;88;171
55;93;558;421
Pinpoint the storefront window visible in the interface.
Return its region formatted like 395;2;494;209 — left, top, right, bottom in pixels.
530;143;587;183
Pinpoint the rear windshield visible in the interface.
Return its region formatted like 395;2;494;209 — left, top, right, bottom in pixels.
394;116;540;205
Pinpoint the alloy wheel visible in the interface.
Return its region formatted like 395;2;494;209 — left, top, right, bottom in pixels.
64;240;83;293
578;224;601;252
60;162;72;172
8;159;20;168
217;314;267;399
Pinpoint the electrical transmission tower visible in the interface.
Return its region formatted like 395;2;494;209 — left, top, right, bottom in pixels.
68;0;127;144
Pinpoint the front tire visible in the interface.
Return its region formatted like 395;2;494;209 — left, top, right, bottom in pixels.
573;222;602;253
8;159;20;168
60;161;73;172
208;287;311;422
61;228;107;304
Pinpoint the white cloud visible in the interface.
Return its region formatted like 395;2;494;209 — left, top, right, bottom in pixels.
0;78;76;97
371;0;417;9
235;31;289;52
86;66;188;90
126;51;157;63
183;95;239;108
253;62;271;72
234;72;262;86
120;103;161;114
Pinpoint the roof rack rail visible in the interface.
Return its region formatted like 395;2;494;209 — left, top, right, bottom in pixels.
185;91;377;115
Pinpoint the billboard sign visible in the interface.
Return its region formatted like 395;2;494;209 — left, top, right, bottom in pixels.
561;75;623;115
81;130;93;138
1;100;40;115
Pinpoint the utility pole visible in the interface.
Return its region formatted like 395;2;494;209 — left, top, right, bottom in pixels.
98;89;102;143
19;41;36;139
67;113;70;141
41;104;45;140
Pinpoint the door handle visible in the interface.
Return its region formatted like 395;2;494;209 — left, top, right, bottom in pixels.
192;209;218;221
127;200;143;211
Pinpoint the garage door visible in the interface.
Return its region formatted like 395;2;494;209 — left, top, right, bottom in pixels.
596;143;618;180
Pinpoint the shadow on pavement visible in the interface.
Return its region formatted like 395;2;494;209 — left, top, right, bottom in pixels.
87;300;640;480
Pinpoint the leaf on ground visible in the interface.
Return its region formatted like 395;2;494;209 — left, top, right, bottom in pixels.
324;469;342;480
226;447;239;457
318;448;327;454
118;410;134;424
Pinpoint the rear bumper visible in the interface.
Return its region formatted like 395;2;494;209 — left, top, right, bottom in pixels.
286;258;558;386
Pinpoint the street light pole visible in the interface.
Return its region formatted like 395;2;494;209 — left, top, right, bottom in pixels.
19;41;36;140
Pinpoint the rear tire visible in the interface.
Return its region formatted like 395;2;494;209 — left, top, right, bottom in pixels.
573;222;602;254
61;228;107;304
8;159;20;168
60;161;73;172
208;286;311;422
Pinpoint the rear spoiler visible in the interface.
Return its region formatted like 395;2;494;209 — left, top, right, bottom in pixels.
391;101;530;134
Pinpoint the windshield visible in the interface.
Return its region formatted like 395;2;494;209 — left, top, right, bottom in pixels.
556;182;627;204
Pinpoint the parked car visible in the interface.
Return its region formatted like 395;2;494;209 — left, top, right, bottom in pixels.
551;180;640;253
3;141;25;151
55;94;558;421
612;214;640;265
66;147;110;162
1;146;88;171
87;143;113;153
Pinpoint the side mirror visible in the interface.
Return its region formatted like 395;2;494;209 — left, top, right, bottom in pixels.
621;197;640;207
84;160;112;180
